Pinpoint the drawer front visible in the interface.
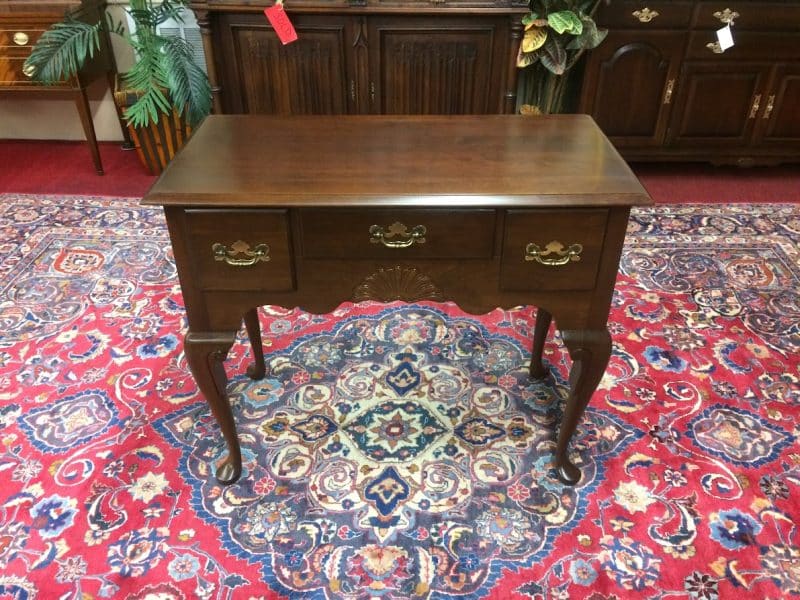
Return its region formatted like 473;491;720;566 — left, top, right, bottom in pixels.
0;27;47;56
500;209;607;292
693;3;800;31
184;209;294;292
597;1;694;29
0;56;73;86
687;31;800;61
300;209;496;259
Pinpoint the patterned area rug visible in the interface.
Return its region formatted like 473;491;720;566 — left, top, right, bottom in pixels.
1;194;799;600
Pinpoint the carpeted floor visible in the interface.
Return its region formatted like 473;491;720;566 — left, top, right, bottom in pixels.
1;193;798;599
1;138;799;203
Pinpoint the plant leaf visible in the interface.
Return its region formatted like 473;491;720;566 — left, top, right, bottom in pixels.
566;17;608;50
516;47;539;68
522;27;548;53
540;35;567;75
24;19;102;83
547;10;584;36
161;35;212;127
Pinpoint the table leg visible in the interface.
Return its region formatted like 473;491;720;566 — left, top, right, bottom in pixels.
555;328;612;485
184;331;241;484
529;308;552;379
244;308;266;380
74;86;104;175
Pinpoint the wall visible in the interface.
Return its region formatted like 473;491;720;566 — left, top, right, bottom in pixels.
0;2;135;142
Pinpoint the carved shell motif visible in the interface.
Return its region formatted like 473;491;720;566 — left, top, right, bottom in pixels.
353;266;444;303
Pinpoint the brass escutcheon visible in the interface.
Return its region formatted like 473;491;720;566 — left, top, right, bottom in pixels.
13;31;30;45
632;8;659;23
713;8;739;24
524;241;583;266
212;240;270;266
369;222;427;248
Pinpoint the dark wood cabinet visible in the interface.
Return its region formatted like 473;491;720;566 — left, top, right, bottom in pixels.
191;0;528;116
580;1;800;165
0;0;126;173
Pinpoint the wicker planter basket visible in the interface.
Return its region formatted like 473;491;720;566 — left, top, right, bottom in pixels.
113;83;192;176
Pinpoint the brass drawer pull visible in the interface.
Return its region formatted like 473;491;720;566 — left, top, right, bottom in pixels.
632;8;659;23
22;63;36;78
369;222;426;248
706;41;724;54
713;8;739;25
13;32;30;45
525;241;583;266
212;240;270;266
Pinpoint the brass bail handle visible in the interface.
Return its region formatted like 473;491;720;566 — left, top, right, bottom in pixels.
369;222;427;248
525;241;583;266
212;240;270;266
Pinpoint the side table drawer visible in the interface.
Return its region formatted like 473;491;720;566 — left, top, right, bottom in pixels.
300;209;496;259
183;209;294;291
500;209;607;291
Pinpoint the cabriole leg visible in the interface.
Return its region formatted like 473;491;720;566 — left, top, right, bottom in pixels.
556;328;612;485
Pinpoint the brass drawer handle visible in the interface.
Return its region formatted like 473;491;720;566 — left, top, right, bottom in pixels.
524;241;583;266
632;8;659;23
706;41;724;54
713;8;739;25
369;222;426;248
212;240;270;266
13;32;30;45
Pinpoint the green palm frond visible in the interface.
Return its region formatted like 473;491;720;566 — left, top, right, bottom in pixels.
24;19;101;83
162;36;212;127
122;38;171;128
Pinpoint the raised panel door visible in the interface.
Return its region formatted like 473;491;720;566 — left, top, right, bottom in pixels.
579;31;686;147
216;13;353;115
753;64;800;151
667;62;769;148
367;16;505;114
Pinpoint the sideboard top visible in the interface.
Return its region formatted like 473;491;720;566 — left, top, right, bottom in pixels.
144;115;652;208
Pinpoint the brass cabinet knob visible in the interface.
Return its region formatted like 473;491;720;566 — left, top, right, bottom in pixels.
22;63;37;78
632;8;659;23
13;31;30;45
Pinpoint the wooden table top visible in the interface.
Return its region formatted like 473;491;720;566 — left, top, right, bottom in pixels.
143;114;652;208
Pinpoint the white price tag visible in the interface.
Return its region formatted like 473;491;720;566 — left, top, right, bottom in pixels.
717;25;735;51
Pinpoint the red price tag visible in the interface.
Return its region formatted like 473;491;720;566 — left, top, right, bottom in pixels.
264;3;298;45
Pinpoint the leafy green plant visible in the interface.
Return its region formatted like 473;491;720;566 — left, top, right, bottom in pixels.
24;0;211;129
517;0;609;114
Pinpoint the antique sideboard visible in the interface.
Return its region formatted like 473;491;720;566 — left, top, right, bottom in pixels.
0;0;127;174
580;0;800;165
143;114;652;486
188;0;529;115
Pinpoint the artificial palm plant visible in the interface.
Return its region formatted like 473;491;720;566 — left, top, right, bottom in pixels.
517;0;609;114
25;0;211;170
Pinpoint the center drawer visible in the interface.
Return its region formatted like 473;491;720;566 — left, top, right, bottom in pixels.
299;209;496;259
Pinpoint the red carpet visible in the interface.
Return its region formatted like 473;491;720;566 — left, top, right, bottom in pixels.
1;139;798;202
1;194;799;598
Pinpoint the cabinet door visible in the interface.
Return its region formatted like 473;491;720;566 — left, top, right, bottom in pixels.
667;62;769;148
753;64;800;150
579;31;686;147
367;16;509;114
216;13;354;115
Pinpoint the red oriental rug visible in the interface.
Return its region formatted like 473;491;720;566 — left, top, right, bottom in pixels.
1;194;799;599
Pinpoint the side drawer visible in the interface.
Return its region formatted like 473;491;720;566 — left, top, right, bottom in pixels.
0;27;48;56
300;208;496;259
0;56;74;86
183;209;294;292
500;209;607;292
686;31;800;61
596;1;694;29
